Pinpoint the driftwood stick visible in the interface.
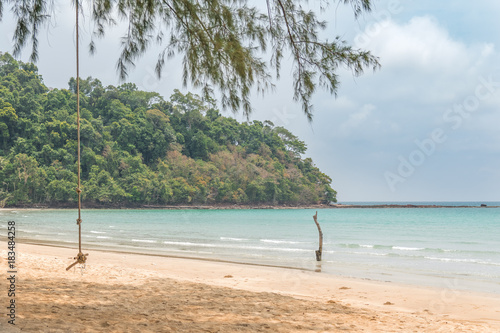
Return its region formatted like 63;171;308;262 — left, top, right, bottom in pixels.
313;211;323;261
65;261;79;271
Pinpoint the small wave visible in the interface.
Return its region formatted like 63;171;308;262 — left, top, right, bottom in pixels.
421;247;452;253
97;236;111;239
220;237;248;242
236;246;309;253
90;231;106;234
338;243;362;248
424;248;499;256
389;252;425;259
164;241;200;246
453;241;480;245
481;261;500;267
162;241;310;253
340;244;391;250
425;257;500;266
373;245;393;250
354;251;387;256
425;257;464;262
131;239;157;243
22;230;38;234
393;246;425;251
165;249;214;255
260;239;303;244
271;247;310;253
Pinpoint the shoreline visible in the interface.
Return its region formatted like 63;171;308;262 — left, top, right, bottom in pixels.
1;203;498;210
5;237;500;296
1;241;499;332
330;203;500;208
4;238;312;272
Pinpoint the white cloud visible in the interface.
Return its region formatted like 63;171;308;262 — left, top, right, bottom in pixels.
349;16;499;114
339;103;374;135
356;16;497;92
366;17;471;71
308;14;500;200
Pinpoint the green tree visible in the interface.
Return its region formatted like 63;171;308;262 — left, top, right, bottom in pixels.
0;97;17;150
84;165;130;204
1;0;379;118
7;153;45;204
0;57;338;206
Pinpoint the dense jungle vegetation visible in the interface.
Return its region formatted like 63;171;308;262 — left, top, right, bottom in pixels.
0;52;336;207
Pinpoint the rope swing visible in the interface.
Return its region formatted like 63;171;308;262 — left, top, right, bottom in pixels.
67;0;88;271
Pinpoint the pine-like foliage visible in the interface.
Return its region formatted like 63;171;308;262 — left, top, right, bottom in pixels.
0;0;379;119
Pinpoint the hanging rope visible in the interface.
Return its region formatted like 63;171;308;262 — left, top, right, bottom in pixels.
67;0;88;271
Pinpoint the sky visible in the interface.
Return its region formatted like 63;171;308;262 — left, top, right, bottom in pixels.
1;0;499;202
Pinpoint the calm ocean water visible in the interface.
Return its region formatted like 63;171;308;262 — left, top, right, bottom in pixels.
1;202;499;294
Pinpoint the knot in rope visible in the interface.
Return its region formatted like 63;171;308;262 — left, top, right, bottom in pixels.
66;252;89;271
76;187;82;194
76;252;88;264
76;218;82;225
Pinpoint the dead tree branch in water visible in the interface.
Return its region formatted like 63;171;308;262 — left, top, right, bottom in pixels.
313;211;323;261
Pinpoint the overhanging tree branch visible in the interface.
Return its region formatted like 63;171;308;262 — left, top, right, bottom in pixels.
1;0;380;119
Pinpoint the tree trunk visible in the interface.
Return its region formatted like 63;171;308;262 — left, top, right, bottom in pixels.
313;211;323;261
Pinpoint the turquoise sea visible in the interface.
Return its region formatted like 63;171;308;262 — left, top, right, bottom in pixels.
1;202;499;294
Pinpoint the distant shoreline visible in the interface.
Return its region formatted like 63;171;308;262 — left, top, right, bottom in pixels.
329;203;499;208
1;203;498;210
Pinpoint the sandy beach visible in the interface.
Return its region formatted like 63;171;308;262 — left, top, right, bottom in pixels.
1;241;499;332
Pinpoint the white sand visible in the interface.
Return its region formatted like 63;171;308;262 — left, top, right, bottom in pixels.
0;241;499;332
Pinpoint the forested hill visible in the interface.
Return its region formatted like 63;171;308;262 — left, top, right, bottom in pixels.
0;52;336;208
